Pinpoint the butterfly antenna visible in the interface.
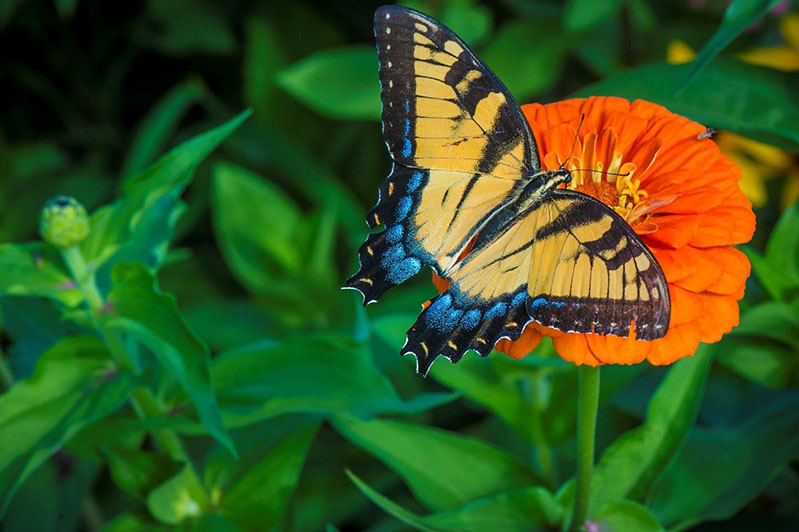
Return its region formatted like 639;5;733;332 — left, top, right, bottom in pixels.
559;113;585;170
571;168;632;178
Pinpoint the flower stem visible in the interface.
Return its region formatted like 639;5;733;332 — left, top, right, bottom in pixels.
60;245;188;462
569;365;600;532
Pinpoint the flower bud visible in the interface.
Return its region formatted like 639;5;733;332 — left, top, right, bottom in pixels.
39;196;90;248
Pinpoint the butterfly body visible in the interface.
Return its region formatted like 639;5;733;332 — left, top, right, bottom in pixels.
345;6;670;375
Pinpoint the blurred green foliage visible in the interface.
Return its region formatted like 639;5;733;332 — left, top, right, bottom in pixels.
0;1;798;531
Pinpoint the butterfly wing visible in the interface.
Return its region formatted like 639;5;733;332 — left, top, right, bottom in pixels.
345;6;538;303
404;190;670;375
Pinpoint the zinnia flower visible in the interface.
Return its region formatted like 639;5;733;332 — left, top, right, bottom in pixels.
430;96;755;366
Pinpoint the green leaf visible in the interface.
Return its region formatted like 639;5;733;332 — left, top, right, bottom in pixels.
243;17;289;122
0;336;135;514
333;416;541;512
716;300;799;387
717;335;797;389
731;300;799;348
0;243;82;307
137;0;236;56
575;58;799;151
82;110;251;288
106;262;235;456
564;0;621;32
99;513;170;532
744;204;799;300
347;469;562;532
422;487;564;532
214;418;320;531
104;447;182;499
648;396;799;529
225;122;364;237
593;500;664;532
764;201;799;291
345;469;445;532
681;0;782;90
146;464;209;525
439;2;492;46
3;458;96;532
121;80;207;178
480;18;570;100
276;46;380;120
211;161;302;288
588;345;713;516
211;335;453;428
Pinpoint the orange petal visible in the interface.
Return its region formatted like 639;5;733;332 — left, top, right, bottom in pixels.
646;214;700;248
695;292;742;343
704;247;750;295
495;324;544;359
646;322;701;365
552;333;601;366
584;331;650;365
686;190;755;247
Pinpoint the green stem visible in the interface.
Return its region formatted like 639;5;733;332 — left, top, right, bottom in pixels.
568;365;600;532
60;245;188;462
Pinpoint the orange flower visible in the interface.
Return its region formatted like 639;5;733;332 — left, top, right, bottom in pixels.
432;97;755;366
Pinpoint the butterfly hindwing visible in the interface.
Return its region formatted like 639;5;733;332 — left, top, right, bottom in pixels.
402;190;670;375
524;190;669;340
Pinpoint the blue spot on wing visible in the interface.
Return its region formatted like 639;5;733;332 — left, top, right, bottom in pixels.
530;296;547;312
401;100;412;158
462;310;481;330
386;225;403;244
511;291;526;307
386;257;421;284
395;196;412;222
485;302;508;319
407;171;423;192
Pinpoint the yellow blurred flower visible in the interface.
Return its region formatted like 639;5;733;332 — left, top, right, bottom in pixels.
666;13;799;208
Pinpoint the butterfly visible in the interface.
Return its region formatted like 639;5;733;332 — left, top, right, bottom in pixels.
344;5;670;376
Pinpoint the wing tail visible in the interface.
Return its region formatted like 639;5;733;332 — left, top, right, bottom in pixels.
402;289;529;376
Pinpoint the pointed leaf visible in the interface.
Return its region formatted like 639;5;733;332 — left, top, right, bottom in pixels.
276;46;380;120
211;336;453;428
106;262;235;456
0;336;135;514
682;0;782;89
648;396;799;529
0;243;81;306
82;110;251;288
594;500;664;532
576;58;799;151
588;345;713;515
333;416;541;512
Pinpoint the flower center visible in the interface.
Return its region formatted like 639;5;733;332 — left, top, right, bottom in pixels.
544;130;654;227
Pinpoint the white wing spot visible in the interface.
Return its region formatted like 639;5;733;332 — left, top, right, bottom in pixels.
387;61;392;68
385;13;390;19
386;27;391;34
389;80;393;88
387;44;391;50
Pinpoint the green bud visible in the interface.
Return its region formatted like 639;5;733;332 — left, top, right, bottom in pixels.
39;195;90;248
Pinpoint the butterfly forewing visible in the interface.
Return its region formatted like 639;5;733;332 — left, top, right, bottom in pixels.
373;5;539;176
345;6;539;302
